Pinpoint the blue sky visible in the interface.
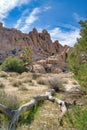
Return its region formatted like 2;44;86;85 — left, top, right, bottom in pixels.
0;0;87;46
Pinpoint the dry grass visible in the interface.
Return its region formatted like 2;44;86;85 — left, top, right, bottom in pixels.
48;77;65;92
23;79;32;83
0;90;20;109
0;71;84;130
18;86;28;91
9;72;19;77
32;73;41;80
0;71;8;78
72;81;78;85
12;81;22;87
0;82;5;88
37;78;48;85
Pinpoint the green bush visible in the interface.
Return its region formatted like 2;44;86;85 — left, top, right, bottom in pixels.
65;105;87;130
1;57;26;73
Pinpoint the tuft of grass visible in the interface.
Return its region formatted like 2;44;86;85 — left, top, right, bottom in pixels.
0;71;8;78
0;82;5;88
9;72;19;77
49;78;65;92
32;73;41;80
19;86;28;91
0;90;20;109
62;80;68;84
37;79;46;85
23;79;32;83
72;81;78;85
0;91;20;129
12;81;22;87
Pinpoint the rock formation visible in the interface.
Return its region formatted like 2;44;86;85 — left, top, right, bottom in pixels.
0;22;70;73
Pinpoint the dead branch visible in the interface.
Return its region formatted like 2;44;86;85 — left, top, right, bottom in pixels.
0;89;68;130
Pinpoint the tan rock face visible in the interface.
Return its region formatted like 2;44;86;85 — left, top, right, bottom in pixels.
0;22;70;73
0;24;65;59
35;54;68;74
33;64;46;73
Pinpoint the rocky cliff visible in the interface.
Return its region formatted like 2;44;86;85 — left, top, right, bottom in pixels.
0;22;69;73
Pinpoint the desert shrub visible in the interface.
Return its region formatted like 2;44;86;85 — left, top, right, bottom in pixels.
23;79;32;83
12;81;22;87
37;79;46;85
0;82;5;88
44;66;51;73
19;86;28;91
0;90;20;109
1;57;26;73
49;78;65;92
9;72;19;77
32;73;41;80
0;91;20;129
0;71;8;78
22;45;33;64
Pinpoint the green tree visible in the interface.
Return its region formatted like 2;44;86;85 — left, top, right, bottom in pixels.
67;19;87;92
22;46;33;64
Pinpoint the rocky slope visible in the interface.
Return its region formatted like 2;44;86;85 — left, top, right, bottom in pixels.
0;22;69;73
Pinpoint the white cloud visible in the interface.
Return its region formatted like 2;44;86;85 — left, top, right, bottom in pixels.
15;19;23;29
0;0;29;20
57;23;78;30
15;5;52;31
73;13;83;22
49;27;80;47
44;6;52;11
20;8;40;32
14;9;29;29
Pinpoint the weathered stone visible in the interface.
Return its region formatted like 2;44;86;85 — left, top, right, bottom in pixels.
33;64;46;73
0;24;70;73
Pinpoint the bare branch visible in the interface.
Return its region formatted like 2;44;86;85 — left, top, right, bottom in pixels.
0;89;68;129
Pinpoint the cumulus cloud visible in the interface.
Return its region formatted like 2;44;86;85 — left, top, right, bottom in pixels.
0;0;29;19
49;27;80;47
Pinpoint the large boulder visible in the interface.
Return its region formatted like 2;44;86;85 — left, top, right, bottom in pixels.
33;64;46;73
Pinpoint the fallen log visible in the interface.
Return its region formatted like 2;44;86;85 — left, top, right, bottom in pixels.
0;89;68;130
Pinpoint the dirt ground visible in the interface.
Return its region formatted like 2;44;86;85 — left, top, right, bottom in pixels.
0;71;86;130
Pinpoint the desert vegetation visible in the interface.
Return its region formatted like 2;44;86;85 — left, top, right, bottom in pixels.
0;57;26;73
0;70;86;130
22;45;32;64
67;19;87;93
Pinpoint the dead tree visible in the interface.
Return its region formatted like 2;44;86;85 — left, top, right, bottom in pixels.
0;89;68;130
